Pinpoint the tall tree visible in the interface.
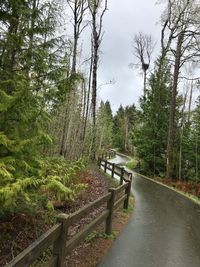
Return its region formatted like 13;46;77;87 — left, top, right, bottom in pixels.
160;0;200;178
135;57;171;176
96;100;113;151
132;32;155;97
67;0;88;73
88;0;108;160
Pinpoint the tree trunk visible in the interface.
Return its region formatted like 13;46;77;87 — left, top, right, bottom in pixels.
178;91;187;180
91;12;99;161
166;32;184;179
188;81;193;123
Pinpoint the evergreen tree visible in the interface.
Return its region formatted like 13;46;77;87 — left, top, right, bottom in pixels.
0;0;81;217
135;58;171;176
96;100;113;152
113;104;138;153
113;105;125;151
181;97;200;181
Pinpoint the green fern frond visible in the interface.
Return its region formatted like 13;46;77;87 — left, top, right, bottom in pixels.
43;179;72;194
0;90;13;112
0;132;13;148
0;164;13;180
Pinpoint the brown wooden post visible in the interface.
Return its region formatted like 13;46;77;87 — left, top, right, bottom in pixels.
52;214;70;267
105;188;116;235
104;160;107;173
111;164;115;178
97;157;101;168
120;167;124;185
124;176;132;209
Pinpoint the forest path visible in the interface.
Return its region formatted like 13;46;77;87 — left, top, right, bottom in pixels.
98;154;200;267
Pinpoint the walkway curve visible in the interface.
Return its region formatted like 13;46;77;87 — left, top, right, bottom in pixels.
98;155;200;267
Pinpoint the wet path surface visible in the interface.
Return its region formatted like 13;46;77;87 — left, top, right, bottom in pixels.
98;155;200;267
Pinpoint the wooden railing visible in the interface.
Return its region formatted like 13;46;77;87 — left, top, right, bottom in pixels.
100;149;116;160
6;159;132;267
98;158;133;187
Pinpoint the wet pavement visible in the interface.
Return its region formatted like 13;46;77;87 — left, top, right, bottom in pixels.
98;155;200;267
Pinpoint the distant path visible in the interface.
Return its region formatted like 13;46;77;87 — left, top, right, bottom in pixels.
98;154;200;267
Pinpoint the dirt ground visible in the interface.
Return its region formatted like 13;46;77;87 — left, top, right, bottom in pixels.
65;209;131;267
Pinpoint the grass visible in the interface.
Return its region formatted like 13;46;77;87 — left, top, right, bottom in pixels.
123;195;134;214
125;158;138;170
85;230;117;243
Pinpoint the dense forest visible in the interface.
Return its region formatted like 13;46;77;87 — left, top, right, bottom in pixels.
0;0;199;222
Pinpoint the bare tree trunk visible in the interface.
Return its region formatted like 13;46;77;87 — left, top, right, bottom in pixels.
195;134;198;183
68;0;87;73
91;31;98;160
124;116;129;152
59;100;70;156
89;0;107;161
188;81;193;123
166;32;184;179
178;90;187;180
144;69;147;97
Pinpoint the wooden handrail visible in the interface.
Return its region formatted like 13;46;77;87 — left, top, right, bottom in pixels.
6;224;62;267
69;192;111;224
66;210;109;253
6;157;132;267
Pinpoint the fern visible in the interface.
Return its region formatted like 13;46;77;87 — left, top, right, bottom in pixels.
0;133;13;149
0;156;86;218
0;90;13;112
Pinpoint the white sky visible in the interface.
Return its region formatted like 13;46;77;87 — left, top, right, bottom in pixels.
63;0;199;113
96;0;165;112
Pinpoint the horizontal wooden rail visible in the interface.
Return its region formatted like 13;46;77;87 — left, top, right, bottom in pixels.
114;183;128;194
114;195;127;211
70;192;111;224
100;149;116;160
6;156;132;267
66;210;109;253
6;224;62;267
98;157;132;185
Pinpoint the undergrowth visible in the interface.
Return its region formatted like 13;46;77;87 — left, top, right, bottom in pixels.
0;157;87;219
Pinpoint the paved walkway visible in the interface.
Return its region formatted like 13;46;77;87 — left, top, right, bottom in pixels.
98;155;200;267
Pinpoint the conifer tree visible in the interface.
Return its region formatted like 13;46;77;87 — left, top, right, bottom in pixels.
135;58;171;176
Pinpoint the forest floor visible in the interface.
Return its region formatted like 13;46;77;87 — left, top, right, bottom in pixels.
0;165;133;267
153;177;200;200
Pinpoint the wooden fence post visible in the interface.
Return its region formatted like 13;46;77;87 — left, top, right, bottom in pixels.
104;160;107;173
111;164;115;178
120;167;124;185
97;157;101;169
105;188;116;235
52;214;70;267
124;178;132;209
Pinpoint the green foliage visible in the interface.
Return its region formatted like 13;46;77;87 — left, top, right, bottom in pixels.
135;58;171;176
126;158;138;170
0;157;86;218
180;97;200;181
122;196;134;214
113;104;139;153
85;230;117;243
96;101;113;152
0;0;88;219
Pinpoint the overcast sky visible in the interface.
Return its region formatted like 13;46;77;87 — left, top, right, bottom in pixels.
96;0;165;112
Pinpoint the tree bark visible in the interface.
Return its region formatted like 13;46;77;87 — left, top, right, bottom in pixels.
166;31;184;179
